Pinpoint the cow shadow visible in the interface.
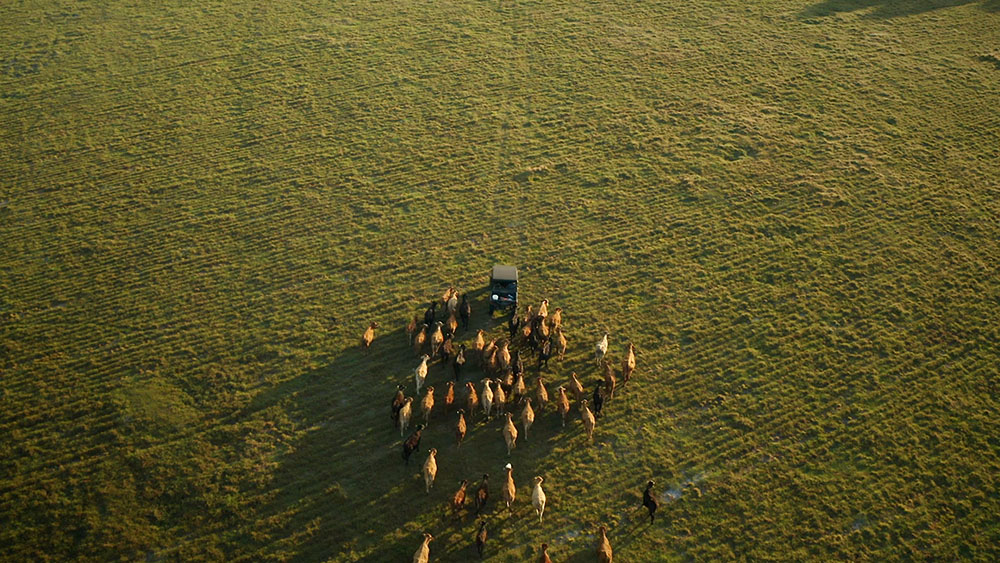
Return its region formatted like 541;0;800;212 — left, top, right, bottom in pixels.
231;291;598;561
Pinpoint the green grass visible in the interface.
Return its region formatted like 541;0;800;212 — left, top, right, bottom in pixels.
2;0;999;560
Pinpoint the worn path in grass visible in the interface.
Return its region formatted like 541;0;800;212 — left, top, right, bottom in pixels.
1;0;999;560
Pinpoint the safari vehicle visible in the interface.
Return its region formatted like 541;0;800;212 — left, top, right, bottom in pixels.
488;265;518;315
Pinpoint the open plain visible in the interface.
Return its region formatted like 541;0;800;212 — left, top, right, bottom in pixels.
2;0;999;560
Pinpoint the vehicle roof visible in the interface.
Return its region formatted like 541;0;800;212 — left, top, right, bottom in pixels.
491;265;518;282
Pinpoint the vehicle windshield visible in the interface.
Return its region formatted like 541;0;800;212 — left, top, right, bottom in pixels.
492;280;516;290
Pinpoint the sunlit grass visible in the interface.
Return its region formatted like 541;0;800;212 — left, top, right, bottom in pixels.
1;0;998;560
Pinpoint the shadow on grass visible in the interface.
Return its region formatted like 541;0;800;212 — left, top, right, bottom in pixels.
231;289;602;561
800;0;994;18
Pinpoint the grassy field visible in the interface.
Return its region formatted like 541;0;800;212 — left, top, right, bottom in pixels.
2;0;999;560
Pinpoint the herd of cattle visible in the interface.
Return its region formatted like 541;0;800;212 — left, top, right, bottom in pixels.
360;287;659;561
